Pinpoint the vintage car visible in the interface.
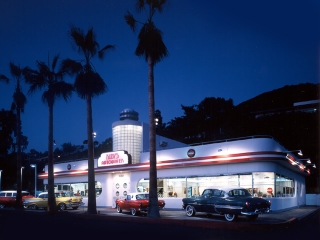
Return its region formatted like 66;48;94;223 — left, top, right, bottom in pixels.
23;191;83;211
0;191;34;208
115;192;165;216
182;187;271;222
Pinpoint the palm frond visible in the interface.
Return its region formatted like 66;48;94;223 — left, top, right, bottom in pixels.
9;62;22;78
135;22;169;64
60;58;83;76
98;45;115;59
150;0;167;13
70;25;85;53
85;27;99;57
124;11;137;32
0;74;9;83
37;61;51;76
23;67;47;94
74;71;107;99
52;81;74;102
41;90;52;104
136;0;145;12
51;54;60;71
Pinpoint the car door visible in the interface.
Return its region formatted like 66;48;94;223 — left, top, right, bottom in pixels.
122;194;132;211
37;193;48;208
195;189;213;212
214;190;241;214
206;189;223;213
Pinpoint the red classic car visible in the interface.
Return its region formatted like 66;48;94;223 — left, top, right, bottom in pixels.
0;191;34;208
115;192;165;216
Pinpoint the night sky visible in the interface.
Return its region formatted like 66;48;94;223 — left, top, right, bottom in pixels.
0;0;319;152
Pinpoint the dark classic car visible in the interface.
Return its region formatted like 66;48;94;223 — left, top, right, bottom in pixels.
182;187;271;221
116;192;165;216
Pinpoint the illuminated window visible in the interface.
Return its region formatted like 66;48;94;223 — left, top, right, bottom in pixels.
137;172;294;199
113;124;142;164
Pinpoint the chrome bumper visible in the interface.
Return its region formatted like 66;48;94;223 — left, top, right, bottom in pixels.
241;208;272;215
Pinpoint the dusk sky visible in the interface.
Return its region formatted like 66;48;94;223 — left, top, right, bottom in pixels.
0;0;319;153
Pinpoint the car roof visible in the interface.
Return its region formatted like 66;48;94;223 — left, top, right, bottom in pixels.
204;186;247;192
0;190;30;193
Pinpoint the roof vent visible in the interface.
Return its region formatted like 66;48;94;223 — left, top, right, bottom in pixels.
120;109;139;121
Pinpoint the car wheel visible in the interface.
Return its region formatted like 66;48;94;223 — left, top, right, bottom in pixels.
186;205;196;217
0;204;5;209
72;207;78;210
246;215;259;221
131;208;137;216
224;214;238;222
58;203;66;211
116;204;122;213
30;204;38;210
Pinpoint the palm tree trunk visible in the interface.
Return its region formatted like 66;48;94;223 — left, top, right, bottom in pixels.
147;55;160;218
15;107;23;209
86;94;97;214
47;101;56;213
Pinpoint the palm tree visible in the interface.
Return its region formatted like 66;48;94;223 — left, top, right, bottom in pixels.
23;55;73;213
9;62;27;209
125;0;169;218
0;74;9;84
62;26;114;214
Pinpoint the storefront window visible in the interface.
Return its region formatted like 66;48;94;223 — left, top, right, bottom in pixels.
137;172;294;198
44;181;102;198
252;172;275;197
275;174;295;197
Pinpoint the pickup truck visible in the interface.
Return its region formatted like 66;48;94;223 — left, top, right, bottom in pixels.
0;191;34;208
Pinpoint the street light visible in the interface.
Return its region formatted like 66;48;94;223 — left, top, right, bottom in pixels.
30;164;37;197
21;167;24;187
285;150;303;156
305;163;316;169
299;158;311;164
0;170;2;192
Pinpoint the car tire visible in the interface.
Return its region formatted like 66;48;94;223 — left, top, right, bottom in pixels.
72;207;78;210
131;208;137;216
30;204;38;210
246;215;259;221
186;205;196;217
58;203;66;211
0;204;5;209
116;204;122;213
224;213;238;222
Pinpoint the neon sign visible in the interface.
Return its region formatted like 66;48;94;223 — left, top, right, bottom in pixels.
98;151;130;167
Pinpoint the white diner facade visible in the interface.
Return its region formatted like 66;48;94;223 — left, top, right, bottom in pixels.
39;135;311;212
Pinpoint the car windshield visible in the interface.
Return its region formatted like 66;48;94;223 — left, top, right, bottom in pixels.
136;194;148;200
54;193;65;198
228;189;251;197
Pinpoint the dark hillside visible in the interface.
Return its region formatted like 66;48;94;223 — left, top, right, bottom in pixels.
235;83;319;113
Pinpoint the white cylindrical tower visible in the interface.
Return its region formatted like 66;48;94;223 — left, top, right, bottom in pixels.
112;109;143;164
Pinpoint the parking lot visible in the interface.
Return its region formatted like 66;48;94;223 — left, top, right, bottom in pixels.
1;206;319;239
71;206;319;229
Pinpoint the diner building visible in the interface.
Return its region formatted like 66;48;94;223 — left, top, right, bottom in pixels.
39;109;314;212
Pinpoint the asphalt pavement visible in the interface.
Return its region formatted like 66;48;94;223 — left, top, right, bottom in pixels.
70;205;320;230
0;205;319;239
